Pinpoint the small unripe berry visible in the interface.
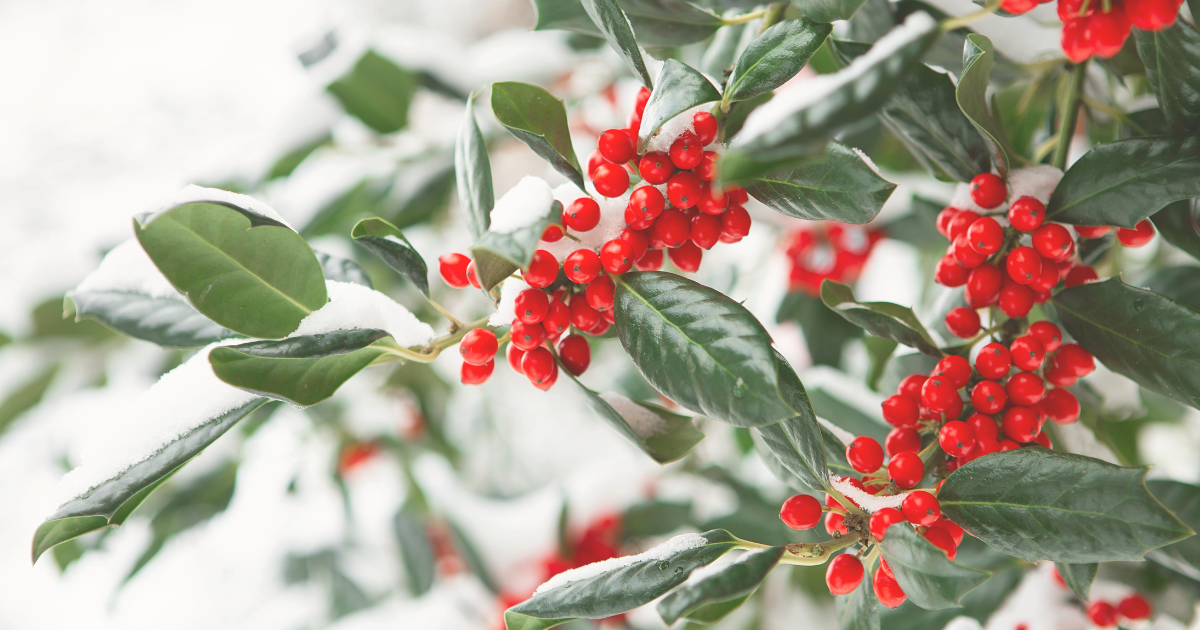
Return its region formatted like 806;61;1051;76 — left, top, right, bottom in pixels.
826;554;864;596
779;494;822;530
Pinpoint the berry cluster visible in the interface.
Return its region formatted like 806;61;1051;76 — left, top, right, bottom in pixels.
999;0;1182;62
1085;595;1154;626
784;223;884;295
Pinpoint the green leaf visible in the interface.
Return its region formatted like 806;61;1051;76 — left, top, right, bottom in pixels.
265;133;329;181
880;523;991;609
723;18;832;104
613;271;798;428
491;82;584;189
1046;135;1200;227
956;34;1017;177
938;447;1194;563
638;59;721;152
65;289;237;349
1054;562;1096;599
1052;277;1200;410
470;202;560;292
529;0;723;47
657;546;784;624
1145;479;1200;582
720;13;939;182
455;93;494;241
820;280;940;356
623;500;692;538
315;251;373;288
837;579;879;630
1151;200;1200;262
777;290;863;367
351;217;428;296
300;179;390;239
209;329;397;407
32;398;264;563
1142;265;1200;313
0;363;58;436
742;140;895;224
449;519;499;593
327;50;417;134
751;351;832;493
394;506;435;596
808;386;890;444
134;201;327;340
581;0;655;88
791;0;869;24
700;17;751;78
1134;22;1200;132
504;530;738;630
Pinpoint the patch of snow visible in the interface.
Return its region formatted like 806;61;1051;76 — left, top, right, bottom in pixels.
599;392;668;438
830;474;906;512
644;103;714;154
1007;165;1063;204
489;278;530;327
817;417;855;447
70;239;181;300
293;281;435;347
533;532;708;595
851;147;882;177
489;176;555;234
140;184;295;231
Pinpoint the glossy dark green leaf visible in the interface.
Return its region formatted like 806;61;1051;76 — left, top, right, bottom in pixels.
470;202;560;292
743;140;895;224
1046;135;1200;227
65;289;237;349
134;201;327;339
530;0;723;47
491;82;585;189
777;290;863;367
791;0;869;23
351;217;428;296
1052;277;1200;409
720;13;939;182
1054;562;1096;599
956;34;1017;177
658;546;784;624
821;280;940;356
938;447;1193;563
1142;265;1200;313
327;50;417;134
837;578;880;630
723;18;832;104
846;0;894;41
880;523;991;609
394;506;435;596
32;398;264;563
614;271;799;428
315;251;373;288
210;329;397;407
455;92;494;240
638;60;720;152
752;351;832;493
505;530;738;630
1134;22;1200;132
1151;199;1200;262
581;0;654;88
1145;479;1200;582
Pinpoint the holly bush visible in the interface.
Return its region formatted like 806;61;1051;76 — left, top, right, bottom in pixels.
30;0;1200;628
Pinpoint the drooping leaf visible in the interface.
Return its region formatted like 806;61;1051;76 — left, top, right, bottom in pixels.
1052;277;1200;410
581;0;655;88
394;506;435;596
880;523;992;610
209;329;399;407
658;546;783;624
837;578;880;630
1151;199;1200;262
751;351;831;493
1145;479;1200;582
455;92;494;240
1134;22;1200;132
956;34;1017;177
821;280;940;356
530;0;723;47
742;140;895;224
327;50;417;134
638;60;721;152
470;202;560;292
723;17;832;104
491;82;585;189
1045;134;1200;228
614;271;799;428
1054;562;1097;599
791;0;870;24
134;201;327;339
505;530;738;630
65;289;237;349
938;447;1194;563
315;251;373;288
351;217;429;296
777;290;863;367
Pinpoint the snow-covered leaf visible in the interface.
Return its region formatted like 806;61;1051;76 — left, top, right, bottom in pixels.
657;546;783;624
638;60;720;152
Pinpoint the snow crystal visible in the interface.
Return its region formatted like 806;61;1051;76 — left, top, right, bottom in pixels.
488;176;555;234
949;182;990;213
489;278;530;327
1007;165;1063;204
54;341;260;505
533;533;708;595
851;147;882;177
599;392;667;438
830;473;906;512
539;183;628;261
817;416;855;447
736;12;936;145
71;239;181;300
141;184;295;231
293;280;436;347
644;103;714;154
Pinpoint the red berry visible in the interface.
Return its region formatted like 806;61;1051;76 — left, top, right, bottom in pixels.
627;186;665;224
921;376;959;413
620;227;650;260
971;381;1007;415
1044;360;1078;388
969;173;1007;209
525;250;559;288
587;315;611;336
1062;17;1095;63
883;394;921;429
669;133;704;170
1033;223;1075;261
826;511;847;535
1064;264;1099;287
967;412;1000;443
593;163;630;197
460;328;498;365
667;171;702;209
600;239;634;275
966;263;1003;307
873;566;907;609
1002;406;1041;442
1056;343;1095;376
870;507;906;541
999;282;1034;318
466;260;481;288
1006;372;1045;406
727;186;748;205
975;342;1012;380
936;518;965;546
923;525;958;561
1008;335;1044;372
936;255;970;287
1006;246;1043;285
570;294;602;331
967;216;1004;255
696;151;719;181
668;240;703;272
1075;224;1111;238
542;224;564;242
939;394;964;423
897;374;926;400
903;490;941;526
506;343;526;375
953;234;988;268
1029;260;1061;293
780;494;822;530
945;307;981;338
439;253;471;288
1117;219;1156;247
1088;601;1118;628
939;421;977;457
510;321;546;351
638;151;675;184
558;334;591;376
650;209;691;249
888;451;924;488
948;210;981;240
847;436;884;473
599;129;635;164
635;248;664;271
885;428;921;457
697;183;727;215
1042;387;1080;424
1091;6;1132;57
461;359;494;385
693;111;718;144
586;275;616;313
935;355;972;389
587;149;610;177
826;554;864;596
522;347;558;388
565;198;601;232
719;205;751;241
999;438;1021;451
690;214;721;249
1028;321;1062;353
1117;594;1152;620
514;288;549;325
1008;196;1045;232
1001;0;1038;13
635;87;651;114
542;300;571;337
937;207;960;239
565;249;602;284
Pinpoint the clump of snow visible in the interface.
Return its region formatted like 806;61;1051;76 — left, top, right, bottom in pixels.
599;392;668;438
539;183;628;261
641;46;665;89
817;417;855;447
534;532;708;595
293;280;435;347
489;176;555;234
489;278;530;327
1007;165;1063;204
851;147;882;177
54;341;260;505
830;474;907;512
141;184;295;231
71;239;181;300
644;103;714;154
949;182;990;213
736;12;936;145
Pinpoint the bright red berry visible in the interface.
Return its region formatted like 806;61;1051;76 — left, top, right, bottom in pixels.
586;275;615;313
826;554;864;595
945;307;981;338
882;395;921;429
1088;601;1118;627
522;347;558;388
514;288;550;325
935;355;972;389
510;321;545;351
1008;335;1044;372
1118;594;1152;620
690;214;721;249
939;421;977;457
953;234;988;268
971;381;1007;415
1029;260;1061;293
667;172;702;209
1000;0;1038;13
620;227;650;260
847;436;884;473
599;129;635;164
635;248;664;271
1008;196;1045;231
592;163;630;197
1064;264;1099;287
693;111;718;144
634;86;651;114
921;377;959;413
439;253;471;288
870;507;906;541
1032;223;1075;261
461;359;494;385
967;412;1000;443
638;151;675;185
565;249;602;284
719;205;751;242
541;224;563;242
1006;372;1045;406
697;183;727;215
999;282;1034;318
1002;406;1041;442
1075;224;1111;238
897;374;926;401
1028;321;1062;353
969;173;1007;209
565;198;601;232
570;294;601;331
903;490;941;526
1061;17;1095;63
937;207;960;238
888;451;924;489
826;511;847;535
696;151;719;181
885;428;921;457
976;342;1012;380
967;216;1004;255
542;300;571;337
780;494;822;530
966;263;1003;307
668;240;703;272
1057;343;1096;377
1117;219;1156;247
936;255;970;287
525;250;559;289
558;334;591;376
506;343;526;375
466;260;481;288
873;565;907;608
600;239;634;274
947;210;982;241
651;209;691;249
1006;246;1043;285
627;186;665;224
669;133;704;170
923;524;958;561
587;149;610;177
460;328;498;365
1041;387;1080;424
